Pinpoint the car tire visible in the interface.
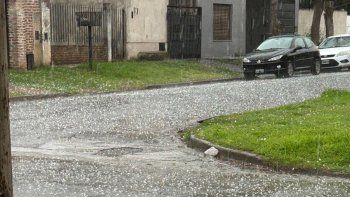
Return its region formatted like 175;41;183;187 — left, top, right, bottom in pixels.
311;58;321;75
284;61;294;78
244;72;255;80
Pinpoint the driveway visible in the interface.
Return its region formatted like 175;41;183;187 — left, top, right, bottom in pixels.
11;72;350;196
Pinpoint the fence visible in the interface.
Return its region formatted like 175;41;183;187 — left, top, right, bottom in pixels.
167;6;201;59
50;3;125;64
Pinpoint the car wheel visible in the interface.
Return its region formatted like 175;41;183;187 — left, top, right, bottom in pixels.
311;58;321;75
285;61;294;78
244;72;255;80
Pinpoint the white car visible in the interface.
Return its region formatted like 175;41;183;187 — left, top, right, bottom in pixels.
319;34;350;71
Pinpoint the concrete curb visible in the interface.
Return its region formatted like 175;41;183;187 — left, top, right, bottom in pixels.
189;135;350;179
189;135;264;165
10;77;243;102
145;77;243;90
10;93;72;102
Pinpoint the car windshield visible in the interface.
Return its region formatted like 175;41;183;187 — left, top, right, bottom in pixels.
256;37;293;50
319;36;350;49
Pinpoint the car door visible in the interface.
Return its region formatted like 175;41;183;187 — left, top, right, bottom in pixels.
292;37;308;69
303;37;317;67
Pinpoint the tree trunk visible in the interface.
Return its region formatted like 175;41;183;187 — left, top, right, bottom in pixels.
270;0;280;35
0;0;13;196
311;0;324;45
324;1;334;37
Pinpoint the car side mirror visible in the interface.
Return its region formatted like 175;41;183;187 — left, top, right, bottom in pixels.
293;46;302;52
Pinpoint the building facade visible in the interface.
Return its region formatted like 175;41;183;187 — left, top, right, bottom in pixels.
199;0;246;58
6;0;297;69
6;0;43;68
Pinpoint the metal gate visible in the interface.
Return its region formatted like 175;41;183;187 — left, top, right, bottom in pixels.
167;6;201;59
246;0;296;53
246;0;271;53
50;3;125;62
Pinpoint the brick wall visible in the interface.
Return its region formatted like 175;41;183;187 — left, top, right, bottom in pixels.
51;45;108;65
7;0;41;69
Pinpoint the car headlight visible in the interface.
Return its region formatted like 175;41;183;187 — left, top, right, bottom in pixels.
337;51;350;57
243;57;251;63
268;55;283;62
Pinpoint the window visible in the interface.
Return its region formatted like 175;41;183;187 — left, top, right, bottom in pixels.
169;0;197;7
304;37;315;48
257;37;294;50
319;36;350;49
213;4;232;41
294;38;306;48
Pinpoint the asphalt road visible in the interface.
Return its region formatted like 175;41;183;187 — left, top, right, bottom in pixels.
11;72;350;196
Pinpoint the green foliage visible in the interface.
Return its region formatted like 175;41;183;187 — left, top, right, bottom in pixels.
191;90;350;173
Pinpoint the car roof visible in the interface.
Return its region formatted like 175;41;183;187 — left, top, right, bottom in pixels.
269;34;303;39
327;34;350;38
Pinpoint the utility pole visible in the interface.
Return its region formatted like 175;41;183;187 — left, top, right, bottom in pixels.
0;0;13;196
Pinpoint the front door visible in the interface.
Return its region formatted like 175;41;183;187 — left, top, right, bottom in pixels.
33;12;43;66
293;37;309;68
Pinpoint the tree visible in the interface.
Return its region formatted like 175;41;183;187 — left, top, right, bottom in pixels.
270;0;281;35
324;0;334;37
311;0;325;44
0;0;13;196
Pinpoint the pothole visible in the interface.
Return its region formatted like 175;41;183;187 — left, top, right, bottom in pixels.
96;147;143;157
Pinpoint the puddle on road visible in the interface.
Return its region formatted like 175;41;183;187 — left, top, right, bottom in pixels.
96;147;143;157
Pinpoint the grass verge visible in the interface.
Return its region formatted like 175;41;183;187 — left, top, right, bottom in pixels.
189;90;350;173
9;60;238;97
215;58;243;66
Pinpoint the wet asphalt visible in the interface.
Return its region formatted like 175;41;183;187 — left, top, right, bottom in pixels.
11;72;350;196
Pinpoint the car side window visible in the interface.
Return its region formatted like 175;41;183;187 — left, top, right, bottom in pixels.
294;38;306;48
304;37;315;48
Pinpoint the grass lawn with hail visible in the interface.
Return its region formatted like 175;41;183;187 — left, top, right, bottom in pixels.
9;60;238;97
190;90;350;173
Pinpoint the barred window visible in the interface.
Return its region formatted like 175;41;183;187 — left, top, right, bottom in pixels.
169;0;197;7
213;4;232;41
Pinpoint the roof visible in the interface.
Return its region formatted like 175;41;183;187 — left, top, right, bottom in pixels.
269;34;302;39
328;34;350;38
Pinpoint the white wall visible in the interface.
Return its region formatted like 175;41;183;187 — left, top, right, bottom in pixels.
125;0;168;58
298;9;347;41
347;16;350;34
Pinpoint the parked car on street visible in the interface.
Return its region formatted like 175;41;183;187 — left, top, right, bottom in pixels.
319;34;350;71
243;35;321;80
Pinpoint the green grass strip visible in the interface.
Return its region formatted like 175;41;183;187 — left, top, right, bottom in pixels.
191;90;350;173
9;60;238;96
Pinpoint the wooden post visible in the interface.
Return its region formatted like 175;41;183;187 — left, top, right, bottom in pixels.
88;25;92;70
105;3;112;62
0;0;13;196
